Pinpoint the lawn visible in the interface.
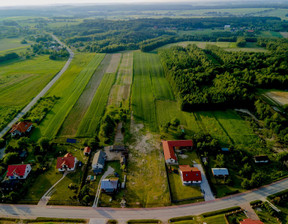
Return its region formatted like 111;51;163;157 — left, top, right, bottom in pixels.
132;52;174;132
76;73;116;137
0;55;66;131
168;172;203;201
30;53;102;140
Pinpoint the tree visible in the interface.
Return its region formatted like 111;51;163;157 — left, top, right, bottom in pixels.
215;154;225;167
16;137;30;150
82;195;90;205
171;118;180;127
38;137;50;152
3;152;19;165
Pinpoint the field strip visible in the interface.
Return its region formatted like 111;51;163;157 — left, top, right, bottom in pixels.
76;73;117;137
0;34;73;138
43;54;105;138
58;54;119;137
108;52;133;106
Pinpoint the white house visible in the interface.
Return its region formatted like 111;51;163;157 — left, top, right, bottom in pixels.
56;153;77;172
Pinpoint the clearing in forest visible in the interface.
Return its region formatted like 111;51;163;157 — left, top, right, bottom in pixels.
108;52;133;107
59;54;120;137
31;53;103;140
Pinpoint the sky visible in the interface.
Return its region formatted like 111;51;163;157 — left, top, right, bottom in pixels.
0;0;221;7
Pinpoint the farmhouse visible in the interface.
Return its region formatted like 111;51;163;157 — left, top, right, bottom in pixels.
83;146;91;156
212;168;229;177
101;178;119;194
6;164;31;180
9;121;33;137
179;165;202;185
254;155;269;163
56;153;77;172
92;151;106;174
240;219;264;224
162;140;193;165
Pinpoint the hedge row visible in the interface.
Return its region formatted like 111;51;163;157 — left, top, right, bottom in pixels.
202;206;241;218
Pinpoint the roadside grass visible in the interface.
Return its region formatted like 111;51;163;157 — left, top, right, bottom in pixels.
168;172;202;201
0;38;29;51
30;53;100;140
76;73;116;137
0;55;65;131
132;52;174;132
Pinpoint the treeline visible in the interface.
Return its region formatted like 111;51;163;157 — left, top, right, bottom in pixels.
159;40;288;110
51;16;287;53
0;52;19;63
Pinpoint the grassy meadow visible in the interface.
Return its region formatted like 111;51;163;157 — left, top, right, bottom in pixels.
31;53;103;140
0;55;66;130
132;52;174;132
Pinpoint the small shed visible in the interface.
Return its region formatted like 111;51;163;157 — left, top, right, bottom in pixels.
212;168;229;177
254;155;269;163
83;147;91;156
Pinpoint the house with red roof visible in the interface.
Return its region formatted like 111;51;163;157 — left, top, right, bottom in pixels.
240;219;264;224
56;153;77;172
179;165;202;185
6;164;31;180
83;147;91;156
10;121;33;137
162;140;193;165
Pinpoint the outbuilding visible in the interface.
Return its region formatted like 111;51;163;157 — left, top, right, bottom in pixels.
211;168;229;177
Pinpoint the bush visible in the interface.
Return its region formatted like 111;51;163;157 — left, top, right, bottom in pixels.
0;138;5;148
171;118;180;127
202;206;241;217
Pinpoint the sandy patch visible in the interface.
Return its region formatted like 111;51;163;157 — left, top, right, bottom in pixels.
266;91;288;106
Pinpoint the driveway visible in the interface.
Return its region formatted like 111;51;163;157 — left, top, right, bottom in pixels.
194;163;215;201
0;34;74;139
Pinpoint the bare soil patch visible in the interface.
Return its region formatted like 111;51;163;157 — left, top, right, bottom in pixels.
106;53;122;74
266;91;288;106
280;32;288;38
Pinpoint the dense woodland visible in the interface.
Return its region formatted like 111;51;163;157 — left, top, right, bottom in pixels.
52;17;288;53
159;38;288;110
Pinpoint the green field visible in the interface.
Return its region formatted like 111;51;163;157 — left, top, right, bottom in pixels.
0;38;29;52
77;73;116;137
31;53;102;140
132;52;174;132
0;55;66;130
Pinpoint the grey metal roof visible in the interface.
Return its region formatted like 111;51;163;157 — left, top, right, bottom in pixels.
101;178;119;190
212;168;229;176
92;151;106;166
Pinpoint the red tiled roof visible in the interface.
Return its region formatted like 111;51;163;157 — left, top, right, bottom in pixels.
6;164;29;177
162;140;193;161
84;147;91;154
10;121;32;133
56;153;76;169
240;219;264;224
179;165;202;182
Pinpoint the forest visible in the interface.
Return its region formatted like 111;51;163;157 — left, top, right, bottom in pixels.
52;17;288;53
159;38;288;110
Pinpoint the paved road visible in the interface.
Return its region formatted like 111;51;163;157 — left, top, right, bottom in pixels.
0;35;74;139
1;177;288;222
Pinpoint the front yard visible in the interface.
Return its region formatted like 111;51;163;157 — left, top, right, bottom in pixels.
168;172;203;201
